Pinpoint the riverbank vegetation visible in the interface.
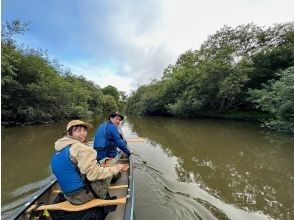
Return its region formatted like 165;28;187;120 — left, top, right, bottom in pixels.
126;22;294;133
1;20;125;126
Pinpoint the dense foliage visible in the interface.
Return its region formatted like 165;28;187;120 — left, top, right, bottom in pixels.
126;22;294;133
249;67;294;133
1;20;124;125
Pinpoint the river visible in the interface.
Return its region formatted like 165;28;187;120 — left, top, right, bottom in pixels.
1;116;294;219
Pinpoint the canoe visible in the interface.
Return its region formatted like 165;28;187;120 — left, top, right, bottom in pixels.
9;156;134;220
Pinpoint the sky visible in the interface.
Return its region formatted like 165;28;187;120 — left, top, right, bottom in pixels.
2;0;294;93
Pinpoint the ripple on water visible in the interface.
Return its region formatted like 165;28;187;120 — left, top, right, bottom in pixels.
133;153;271;220
134;159;229;220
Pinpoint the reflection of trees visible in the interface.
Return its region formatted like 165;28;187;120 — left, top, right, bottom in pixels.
127;116;294;219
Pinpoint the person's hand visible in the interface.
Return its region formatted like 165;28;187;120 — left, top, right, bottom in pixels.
129;148;133;154
117;164;129;172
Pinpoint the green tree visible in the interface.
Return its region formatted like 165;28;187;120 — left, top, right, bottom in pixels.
102;94;118;113
1;19;121;125
1;19;30;44
102;85;120;102
119;91;128;102
127;22;294;130
248;67;294;133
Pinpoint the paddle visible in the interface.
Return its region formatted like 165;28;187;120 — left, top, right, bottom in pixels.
26;197;127;212
131;152;142;157
126;137;146;142
128;146;142;157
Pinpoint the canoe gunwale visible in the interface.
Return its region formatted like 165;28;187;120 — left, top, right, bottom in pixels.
9;177;57;220
123;155;134;220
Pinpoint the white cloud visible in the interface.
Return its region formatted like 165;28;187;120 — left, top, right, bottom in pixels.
64;61;134;93
13;0;292;93
66;0;293;92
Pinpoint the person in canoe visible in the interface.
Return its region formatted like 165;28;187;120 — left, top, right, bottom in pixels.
51;120;127;205
93;112;132;167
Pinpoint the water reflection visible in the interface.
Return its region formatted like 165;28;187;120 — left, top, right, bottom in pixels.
2;123;63;205
127;116;294;219
2;116;293;219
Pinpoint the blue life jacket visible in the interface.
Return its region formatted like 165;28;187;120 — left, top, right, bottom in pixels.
51;145;84;194
93;122;116;160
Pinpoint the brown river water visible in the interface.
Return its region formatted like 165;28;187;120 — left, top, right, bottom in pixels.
1;116;294;219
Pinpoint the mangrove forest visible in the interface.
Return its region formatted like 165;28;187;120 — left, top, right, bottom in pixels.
126;22;294;133
1;20;125;126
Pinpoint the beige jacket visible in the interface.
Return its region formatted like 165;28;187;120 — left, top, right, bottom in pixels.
54;136;119;181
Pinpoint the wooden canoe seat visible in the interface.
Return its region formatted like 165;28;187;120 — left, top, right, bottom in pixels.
108;184;128;190
26;197;126;212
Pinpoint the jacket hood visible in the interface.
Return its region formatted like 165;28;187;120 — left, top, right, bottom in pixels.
55;136;81;151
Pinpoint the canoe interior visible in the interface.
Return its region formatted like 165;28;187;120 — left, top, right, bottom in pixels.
14;158;133;220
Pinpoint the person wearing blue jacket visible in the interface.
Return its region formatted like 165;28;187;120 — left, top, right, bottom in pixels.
93;112;131;165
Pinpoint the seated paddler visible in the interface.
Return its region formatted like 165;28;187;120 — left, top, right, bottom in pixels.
93;112;131;166
51;120;127;205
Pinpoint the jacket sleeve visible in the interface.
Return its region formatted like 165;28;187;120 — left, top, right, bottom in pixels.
109;124;131;156
70;143;119;181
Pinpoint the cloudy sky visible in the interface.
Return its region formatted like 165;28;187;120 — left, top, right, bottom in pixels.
2;0;294;92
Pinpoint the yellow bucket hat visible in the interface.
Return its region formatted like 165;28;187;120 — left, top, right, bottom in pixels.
66;120;93;131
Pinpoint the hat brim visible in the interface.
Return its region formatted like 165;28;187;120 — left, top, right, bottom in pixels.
117;114;124;120
68;122;93;131
80;122;93;129
108;114;124;120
